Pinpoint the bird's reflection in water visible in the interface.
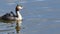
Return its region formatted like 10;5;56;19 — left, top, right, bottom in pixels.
0;19;22;34
16;20;22;34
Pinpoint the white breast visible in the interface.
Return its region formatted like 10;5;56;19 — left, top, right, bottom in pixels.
16;11;22;20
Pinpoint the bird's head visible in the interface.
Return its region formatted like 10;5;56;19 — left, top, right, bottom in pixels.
16;4;23;11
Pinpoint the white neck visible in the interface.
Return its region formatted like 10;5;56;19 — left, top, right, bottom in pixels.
16;11;22;20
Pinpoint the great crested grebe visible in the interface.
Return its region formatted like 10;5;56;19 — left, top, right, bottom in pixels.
0;4;23;21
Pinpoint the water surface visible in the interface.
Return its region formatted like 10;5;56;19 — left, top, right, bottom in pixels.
0;0;60;34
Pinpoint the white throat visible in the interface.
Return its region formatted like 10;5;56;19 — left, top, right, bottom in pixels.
16;11;22;20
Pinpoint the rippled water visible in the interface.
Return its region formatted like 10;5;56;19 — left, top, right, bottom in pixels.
0;0;60;34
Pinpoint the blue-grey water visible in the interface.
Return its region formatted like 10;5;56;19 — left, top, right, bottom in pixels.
0;0;60;34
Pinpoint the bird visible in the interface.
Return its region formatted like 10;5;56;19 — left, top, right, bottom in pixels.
0;4;23;21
